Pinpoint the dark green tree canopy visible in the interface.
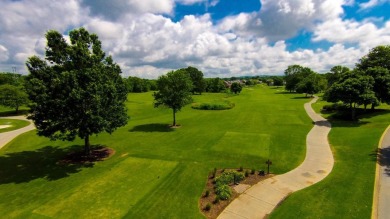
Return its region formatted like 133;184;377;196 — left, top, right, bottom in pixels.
284;65;314;92
296;73;324;97
183;66;206;95
25;28;128;154
230;82;242;94
325;71;376;120
153;69;193;126
0;84;29;113
356;45;390;71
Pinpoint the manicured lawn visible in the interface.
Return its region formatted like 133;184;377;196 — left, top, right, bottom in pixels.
270;97;390;218
0;119;30;133
0;86;313;218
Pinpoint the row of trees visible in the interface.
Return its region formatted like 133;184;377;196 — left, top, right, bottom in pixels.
284;45;390;120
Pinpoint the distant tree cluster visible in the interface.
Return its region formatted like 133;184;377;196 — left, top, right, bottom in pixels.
125;76;157;93
284;65;327;96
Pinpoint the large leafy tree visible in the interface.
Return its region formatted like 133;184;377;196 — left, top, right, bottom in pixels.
296;73;324;97
230;82;242;94
326;65;350;88
325;72;376;120
153;69;193;126
0;84;29;113
284;65;314;92
183;66;206;95
25;28;128;155
356;45;390;106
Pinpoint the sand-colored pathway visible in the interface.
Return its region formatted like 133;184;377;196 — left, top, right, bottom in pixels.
218;96;334;219
373;125;390;219
0;116;35;150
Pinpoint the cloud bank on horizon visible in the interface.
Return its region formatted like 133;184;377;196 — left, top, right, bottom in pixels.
0;0;389;78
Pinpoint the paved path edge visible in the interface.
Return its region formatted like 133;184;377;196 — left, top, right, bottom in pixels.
372;125;390;219
0;116;35;150
217;96;334;219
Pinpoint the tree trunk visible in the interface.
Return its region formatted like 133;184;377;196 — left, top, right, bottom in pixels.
173;109;176;126
84;135;91;156
371;104;375;110
15;105;19;114
351;105;356;121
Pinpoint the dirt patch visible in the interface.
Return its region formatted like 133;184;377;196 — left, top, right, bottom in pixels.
199;169;274;219
59;146;115;164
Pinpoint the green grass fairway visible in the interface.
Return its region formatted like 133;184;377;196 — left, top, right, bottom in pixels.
0;86;312;218
270;98;390;219
0;119;30;133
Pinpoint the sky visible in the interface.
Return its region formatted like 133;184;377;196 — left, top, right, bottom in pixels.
0;0;390;78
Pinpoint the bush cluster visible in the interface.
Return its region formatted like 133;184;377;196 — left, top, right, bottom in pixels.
214;171;245;200
192;101;235;110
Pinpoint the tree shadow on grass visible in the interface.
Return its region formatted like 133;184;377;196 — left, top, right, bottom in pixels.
0;145;95;184
0;109;29;117
370;147;390;176
129;123;174;132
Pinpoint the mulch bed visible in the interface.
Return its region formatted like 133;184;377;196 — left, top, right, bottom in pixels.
199;168;274;219
59;146;115;164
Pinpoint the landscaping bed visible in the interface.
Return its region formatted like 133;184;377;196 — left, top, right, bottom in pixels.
199;168;273;219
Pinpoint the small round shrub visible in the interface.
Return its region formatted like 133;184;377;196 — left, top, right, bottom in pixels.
204;190;210;197
251;169;255;175
215;185;232;200
239;166;243;172
213;196;220;204
204;203;212;211
245;170;249;177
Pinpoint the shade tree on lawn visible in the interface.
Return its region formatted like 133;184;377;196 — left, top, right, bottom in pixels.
182;66;206;95
230;82;242;94
284;65;316;92
0;84;29;113
153;69;193;127
324;71;376;120
25;28;128;155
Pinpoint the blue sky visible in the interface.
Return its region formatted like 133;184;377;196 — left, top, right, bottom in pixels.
0;0;390;78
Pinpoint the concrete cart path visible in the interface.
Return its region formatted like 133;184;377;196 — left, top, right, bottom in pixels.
218;96;334;219
374;125;390;219
0;116;35;150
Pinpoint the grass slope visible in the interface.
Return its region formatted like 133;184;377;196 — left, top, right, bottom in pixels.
0;86;312;218
270;98;390;219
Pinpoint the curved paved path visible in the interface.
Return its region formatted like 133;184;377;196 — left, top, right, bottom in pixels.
0;116;35;150
218;96;334;219
373;125;390;219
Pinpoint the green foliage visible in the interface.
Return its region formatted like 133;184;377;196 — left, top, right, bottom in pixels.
126;76;154;93
271;76;284;86
364;66;390;104
204;203;211;211
25;28;128;154
153;69;193;126
215;171;245;187
284;65;315;92
215;184;232;200
213;196;220;204
230;82;242;94
251;169;255;175
324;71;376;120
245;170;249;177
326;65;350;88
205;78;226;93
0;73;25;86
0;84;29;113
295;74;325;96
182;66;206;94
204;190;210;197
356;45;390;71
191;100;234;110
